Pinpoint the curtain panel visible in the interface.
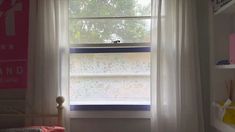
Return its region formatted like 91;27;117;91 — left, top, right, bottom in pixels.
151;0;205;132
26;0;69;130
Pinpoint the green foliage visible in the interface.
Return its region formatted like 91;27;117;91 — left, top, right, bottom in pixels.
69;0;151;44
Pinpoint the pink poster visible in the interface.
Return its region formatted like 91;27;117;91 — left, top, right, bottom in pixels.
0;0;29;89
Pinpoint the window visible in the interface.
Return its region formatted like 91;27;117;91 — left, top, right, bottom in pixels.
69;0;151;110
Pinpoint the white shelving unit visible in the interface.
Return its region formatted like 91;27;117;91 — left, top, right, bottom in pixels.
216;64;235;69
211;102;235;132
213;118;235;132
210;0;235;132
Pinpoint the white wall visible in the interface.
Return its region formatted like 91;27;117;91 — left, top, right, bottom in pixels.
71;118;150;132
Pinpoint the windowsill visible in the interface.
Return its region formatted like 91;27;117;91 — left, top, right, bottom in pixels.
69;108;151;119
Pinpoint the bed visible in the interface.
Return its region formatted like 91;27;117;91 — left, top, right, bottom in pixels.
0;96;65;132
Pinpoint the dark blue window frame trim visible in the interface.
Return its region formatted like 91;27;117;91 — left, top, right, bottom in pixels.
69;46;151;111
70;47;151;53
70;105;150;111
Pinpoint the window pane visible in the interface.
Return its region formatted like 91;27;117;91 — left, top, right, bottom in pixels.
70;53;150;105
70;53;150;74
69;0;151;18
69;19;151;44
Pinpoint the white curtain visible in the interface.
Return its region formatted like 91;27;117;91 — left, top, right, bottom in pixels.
151;0;205;132
26;0;69;130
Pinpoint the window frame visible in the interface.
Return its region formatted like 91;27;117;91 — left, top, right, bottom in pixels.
69;0;152;111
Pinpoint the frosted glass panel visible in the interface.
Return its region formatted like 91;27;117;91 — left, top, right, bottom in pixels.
70;77;150;105
70;53;150;74
70;53;150;105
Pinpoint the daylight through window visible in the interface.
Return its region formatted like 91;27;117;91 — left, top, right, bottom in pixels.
69;0;151;107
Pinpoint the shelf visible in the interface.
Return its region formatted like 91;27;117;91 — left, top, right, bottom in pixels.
215;64;235;69
214;0;235;15
212;102;235;132
70;73;150;77
213;118;235;132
